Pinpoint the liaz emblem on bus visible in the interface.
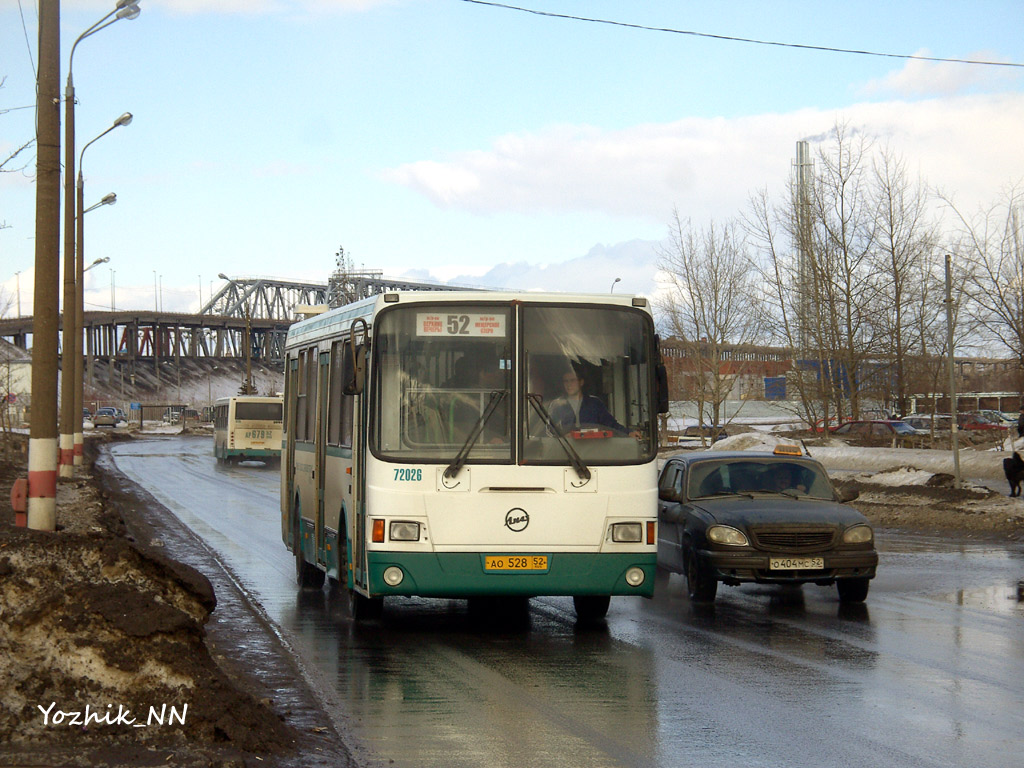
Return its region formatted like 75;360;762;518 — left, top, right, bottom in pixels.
417;313;507;337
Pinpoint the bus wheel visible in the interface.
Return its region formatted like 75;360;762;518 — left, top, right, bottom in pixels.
294;514;324;590
572;595;610;622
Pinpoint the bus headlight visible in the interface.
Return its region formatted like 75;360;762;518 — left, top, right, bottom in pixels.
389;521;421;542
625;567;645;587
383;566;404;586
611;523;643;542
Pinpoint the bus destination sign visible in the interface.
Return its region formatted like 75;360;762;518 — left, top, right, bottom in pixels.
417;313;506;337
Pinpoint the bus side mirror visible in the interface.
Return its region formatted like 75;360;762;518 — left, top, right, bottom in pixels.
342;317;369;395
342;341;366;395
655;363;670;414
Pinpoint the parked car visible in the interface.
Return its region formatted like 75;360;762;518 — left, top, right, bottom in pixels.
957;413;1008;431
810;416;853;433
830;419;918;443
900;414;952;435
82;408;92;421
92;407;119;427
975;409;1015;427
656;447;877;604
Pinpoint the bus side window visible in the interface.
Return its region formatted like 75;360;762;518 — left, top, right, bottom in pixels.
283;359;296;434
304;347;317;441
328;341;354;448
296;350;308;442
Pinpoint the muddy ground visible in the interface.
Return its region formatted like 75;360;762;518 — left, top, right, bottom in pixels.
0;432;356;768
0;431;1021;768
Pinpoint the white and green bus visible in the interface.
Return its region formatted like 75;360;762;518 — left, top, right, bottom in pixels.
281;291;668;621
213;395;283;465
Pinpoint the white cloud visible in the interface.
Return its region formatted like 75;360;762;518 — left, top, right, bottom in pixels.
382;94;1024;226
860;49;1020;98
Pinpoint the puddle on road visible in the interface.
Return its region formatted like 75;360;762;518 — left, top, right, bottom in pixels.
936;583;1024;614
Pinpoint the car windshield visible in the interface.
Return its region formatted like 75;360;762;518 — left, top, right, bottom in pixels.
688;458;834;500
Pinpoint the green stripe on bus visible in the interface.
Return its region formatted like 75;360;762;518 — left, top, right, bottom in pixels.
364;552;655;598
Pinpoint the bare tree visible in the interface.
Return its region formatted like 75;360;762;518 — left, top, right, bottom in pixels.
656;210;764;437
942;185;1024;388
868;145;943;415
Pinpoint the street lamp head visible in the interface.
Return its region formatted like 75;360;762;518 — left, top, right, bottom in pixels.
116;5;141;21
114;112;133;128
100;192;117;206
218;273;230;281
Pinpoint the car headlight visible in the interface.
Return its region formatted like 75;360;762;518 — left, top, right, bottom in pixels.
842;524;873;544
389;521;421;542
707;525;749;546
611;523;643;542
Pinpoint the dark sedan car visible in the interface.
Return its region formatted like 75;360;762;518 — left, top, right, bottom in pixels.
657;448;877;604
831;419;918;444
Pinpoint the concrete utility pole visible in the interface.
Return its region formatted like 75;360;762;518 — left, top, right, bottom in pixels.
28;0;61;531
945;254;961;488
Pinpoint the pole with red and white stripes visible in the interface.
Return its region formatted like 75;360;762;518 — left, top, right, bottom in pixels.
28;0;61;531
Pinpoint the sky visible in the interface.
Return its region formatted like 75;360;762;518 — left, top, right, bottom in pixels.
2;0;1024;318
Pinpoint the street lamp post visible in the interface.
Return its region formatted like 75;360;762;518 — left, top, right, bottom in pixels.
610;277;621;293
69;113;131;471
59;0;140;480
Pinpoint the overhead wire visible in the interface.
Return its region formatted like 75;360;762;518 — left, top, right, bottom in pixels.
460;0;1024;69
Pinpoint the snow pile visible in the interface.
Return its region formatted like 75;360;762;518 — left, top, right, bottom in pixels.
851;467;935;486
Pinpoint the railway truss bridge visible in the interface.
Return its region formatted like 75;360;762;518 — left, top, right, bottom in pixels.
0;274;475;390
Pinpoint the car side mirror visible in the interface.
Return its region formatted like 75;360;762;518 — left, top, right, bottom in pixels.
837;487;859;503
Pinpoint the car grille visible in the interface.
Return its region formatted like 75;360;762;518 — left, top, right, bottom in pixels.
750;528;836;551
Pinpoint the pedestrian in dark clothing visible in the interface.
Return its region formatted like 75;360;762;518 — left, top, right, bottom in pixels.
1017;409;1024;441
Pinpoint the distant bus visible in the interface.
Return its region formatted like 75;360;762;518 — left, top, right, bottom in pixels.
281;290;669;621
213;395;283;465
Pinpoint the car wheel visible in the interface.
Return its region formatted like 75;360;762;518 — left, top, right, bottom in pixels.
686;546;718;603
573;595;611;622
836;577;870;603
294;506;325;590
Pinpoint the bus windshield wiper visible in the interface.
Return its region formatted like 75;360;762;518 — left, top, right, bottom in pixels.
443;390;509;480
527;394;591;482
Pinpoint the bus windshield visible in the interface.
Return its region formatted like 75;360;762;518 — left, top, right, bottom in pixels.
373;304;513;462
522;305;654;464
371;301;655;465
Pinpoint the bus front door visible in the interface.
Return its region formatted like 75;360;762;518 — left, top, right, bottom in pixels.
316;352;330;568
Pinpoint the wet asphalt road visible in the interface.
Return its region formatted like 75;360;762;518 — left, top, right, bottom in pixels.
109;436;1024;768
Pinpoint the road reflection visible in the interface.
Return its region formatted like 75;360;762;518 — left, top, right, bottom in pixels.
277;589;661;768
108;437;1024;768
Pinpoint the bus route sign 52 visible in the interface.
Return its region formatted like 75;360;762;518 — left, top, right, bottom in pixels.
416;313;506;337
